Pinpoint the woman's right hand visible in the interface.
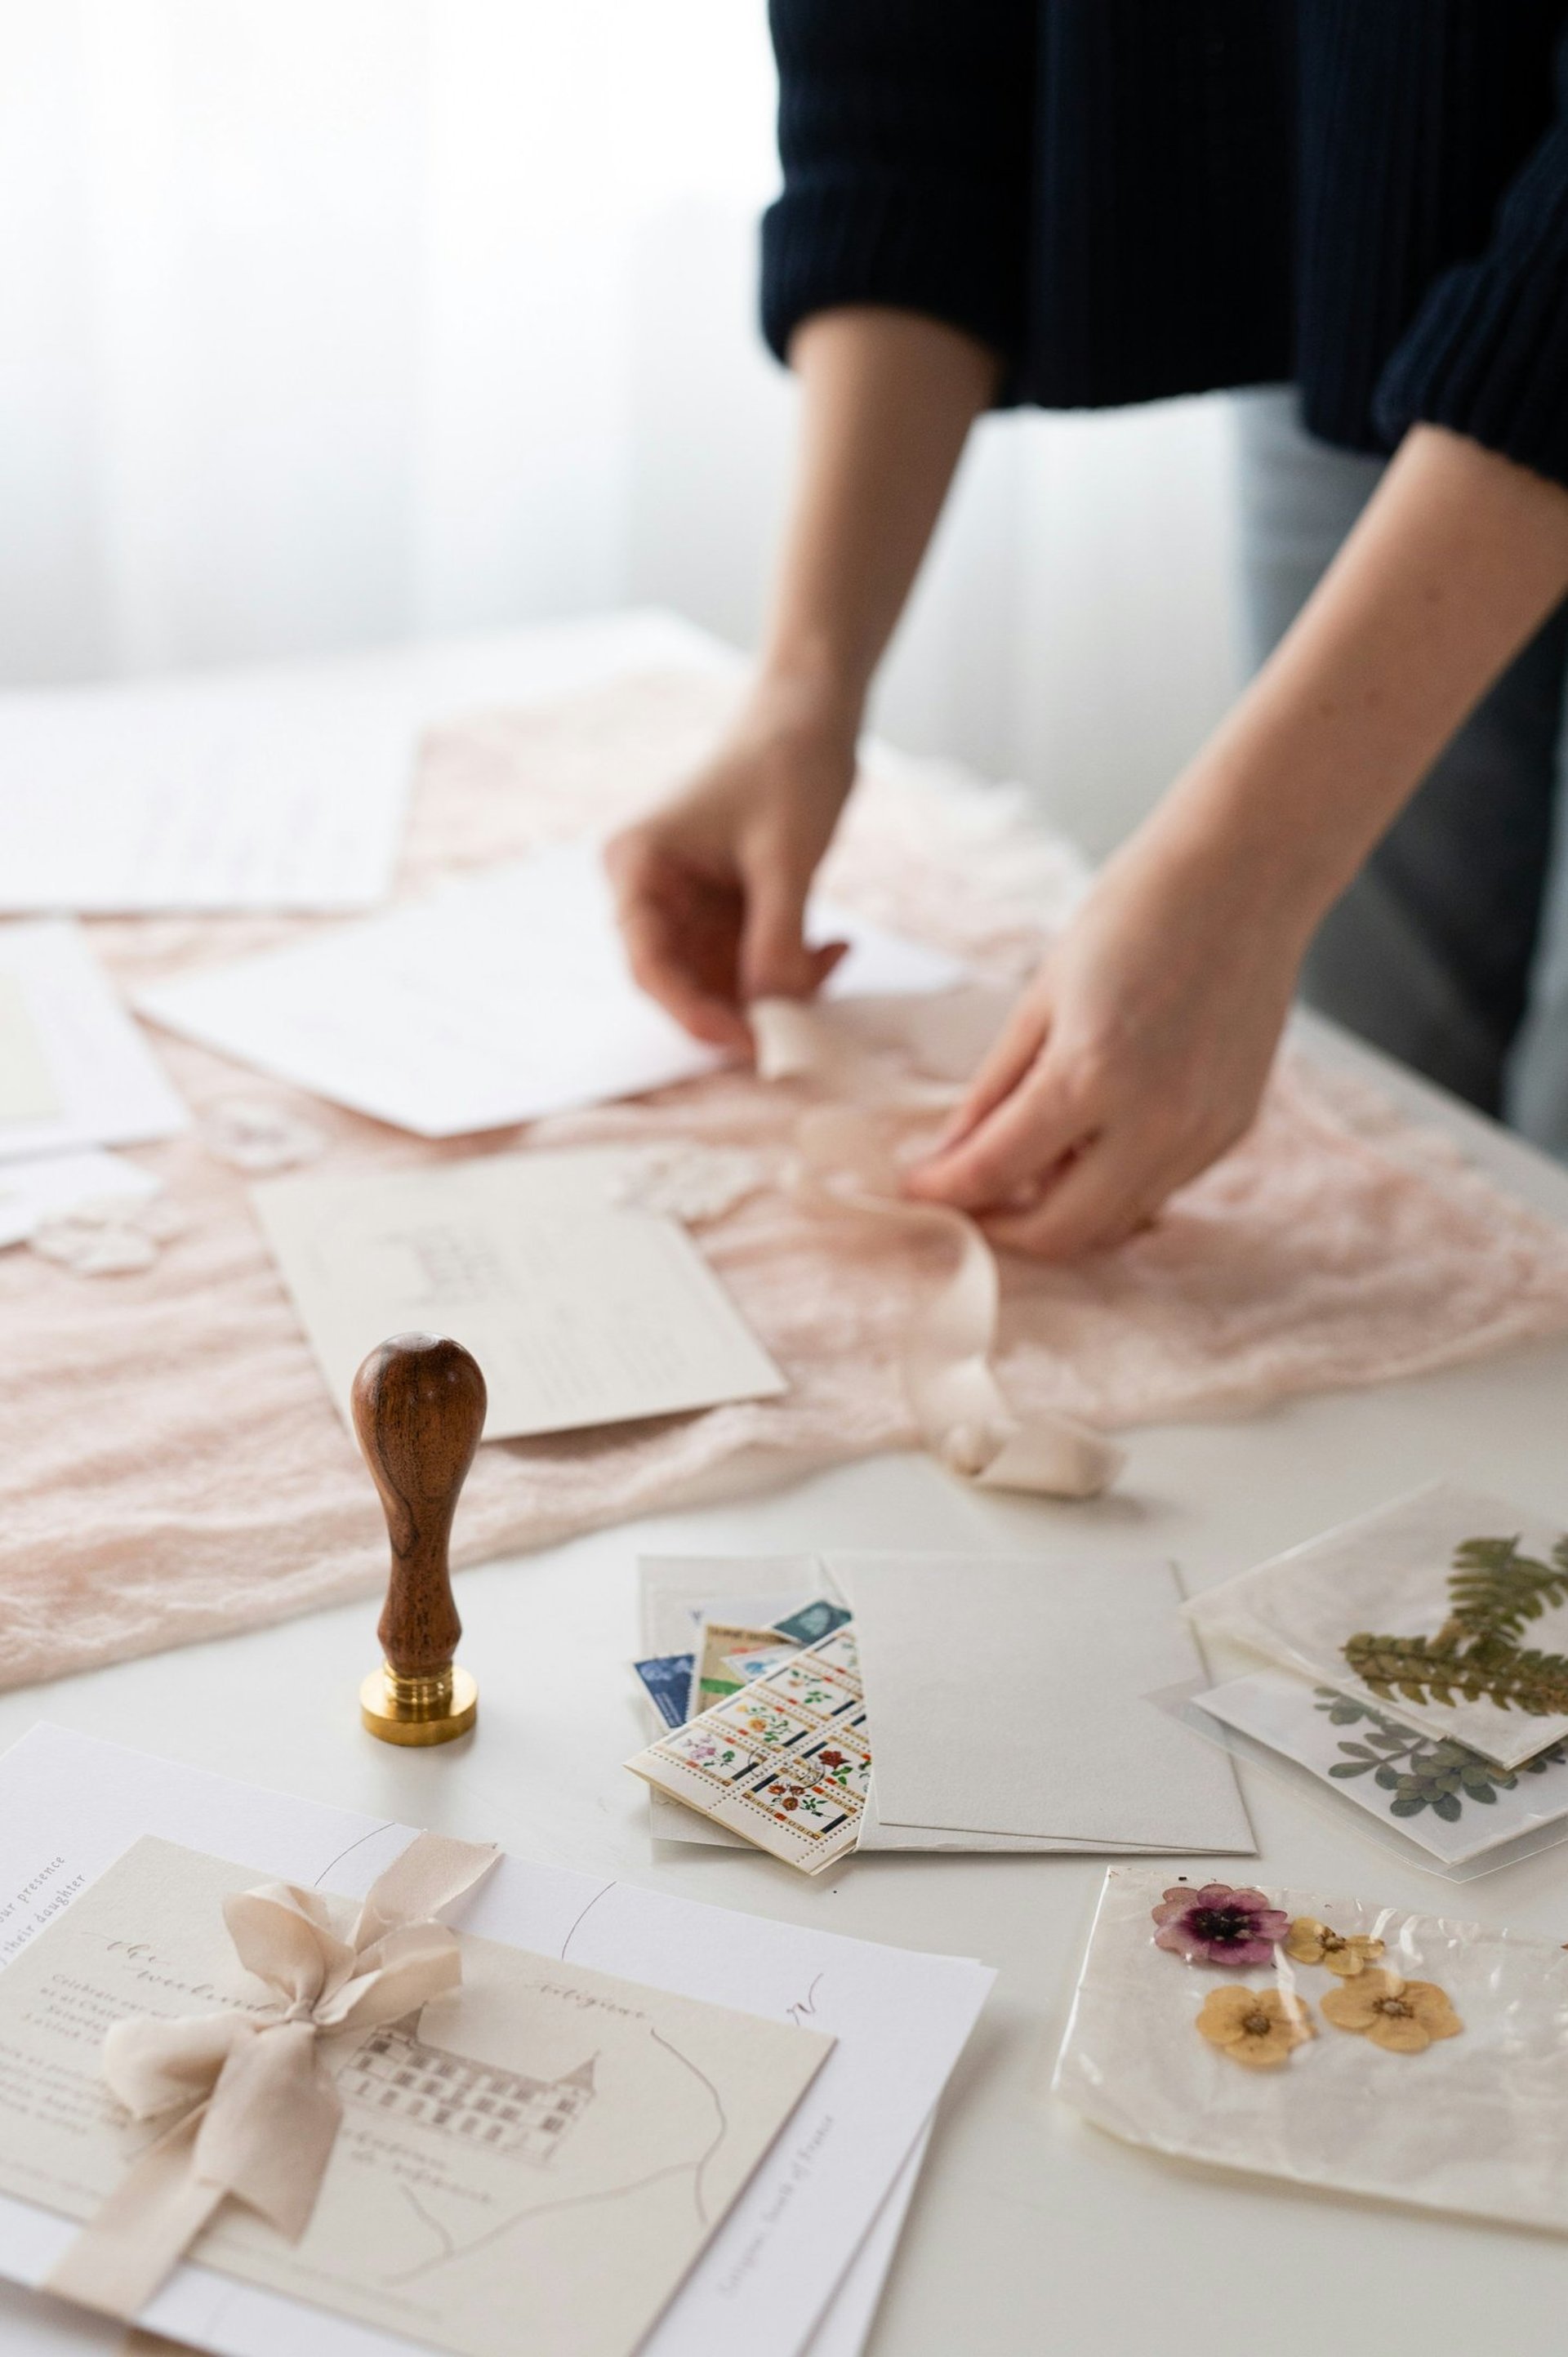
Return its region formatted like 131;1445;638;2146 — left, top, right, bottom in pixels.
604;682;858;1051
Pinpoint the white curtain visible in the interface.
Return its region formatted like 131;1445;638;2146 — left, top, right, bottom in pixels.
0;0;1241;853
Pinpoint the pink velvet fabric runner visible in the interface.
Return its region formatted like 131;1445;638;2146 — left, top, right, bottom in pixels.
7;668;1568;1693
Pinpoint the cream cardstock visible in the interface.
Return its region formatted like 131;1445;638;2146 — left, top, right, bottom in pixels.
0;1836;832;2357
0;921;186;1164
137;841;964;1136
1055;1866;1568;2236
1186;1481;1568;1769
832;1553;1254;1853
253;1148;785;1440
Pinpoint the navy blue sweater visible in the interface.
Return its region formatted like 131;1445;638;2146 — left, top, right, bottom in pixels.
760;1;1568;485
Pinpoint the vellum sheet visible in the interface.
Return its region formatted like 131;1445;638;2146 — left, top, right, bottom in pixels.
1186;1481;1568;1769
1055;1866;1568;2234
0;1838;832;2357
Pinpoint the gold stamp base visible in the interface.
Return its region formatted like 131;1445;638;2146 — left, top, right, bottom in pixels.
360;1663;478;1747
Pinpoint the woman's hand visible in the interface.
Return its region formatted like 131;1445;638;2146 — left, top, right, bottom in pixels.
909;430;1568;1257
604;683;858;1052
904;820;1316;1256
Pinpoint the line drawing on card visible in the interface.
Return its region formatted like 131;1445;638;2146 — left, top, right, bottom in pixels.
381;2017;733;2287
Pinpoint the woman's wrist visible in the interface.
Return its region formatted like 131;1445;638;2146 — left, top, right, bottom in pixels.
736;662;864;782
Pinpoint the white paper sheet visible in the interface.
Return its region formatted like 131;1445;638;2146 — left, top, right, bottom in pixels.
252;1149;786;1439
0;1726;991;2357
0;671;421;913
0;922;187;1163
0;1148;161;1249
135;841;966;1137
831;1553;1254;1853
0;610;742;919
0;976;59;1121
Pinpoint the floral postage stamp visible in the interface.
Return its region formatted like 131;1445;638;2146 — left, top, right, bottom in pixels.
626;1629;868;1874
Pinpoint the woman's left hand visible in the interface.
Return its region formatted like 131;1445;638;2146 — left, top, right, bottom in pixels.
903;818;1317;1257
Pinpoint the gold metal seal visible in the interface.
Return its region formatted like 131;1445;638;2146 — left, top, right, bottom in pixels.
359;1663;478;1746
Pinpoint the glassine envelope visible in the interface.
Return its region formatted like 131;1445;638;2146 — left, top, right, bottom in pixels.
0;1836;833;2357
252;1147;786;1441
1185;1482;1568;1771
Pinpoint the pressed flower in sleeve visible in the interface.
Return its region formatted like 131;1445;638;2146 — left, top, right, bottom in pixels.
1320;1969;1463;2053
1196;1986;1316;2070
1284;1917;1386;1977
1152;1882;1290;1967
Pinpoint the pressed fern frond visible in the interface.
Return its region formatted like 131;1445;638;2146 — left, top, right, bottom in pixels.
1343;1629;1568;1718
1446;1535;1568;1643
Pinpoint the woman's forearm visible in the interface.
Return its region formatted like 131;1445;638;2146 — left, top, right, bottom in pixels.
758;307;1001;730
1152;425;1568;925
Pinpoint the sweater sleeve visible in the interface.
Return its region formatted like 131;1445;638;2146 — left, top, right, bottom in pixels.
1376;32;1568;487
760;0;1037;386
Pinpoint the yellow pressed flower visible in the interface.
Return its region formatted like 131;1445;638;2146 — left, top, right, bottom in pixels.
1284;1916;1386;1978
1319;1968;1463;2053
1196;1985;1315;2070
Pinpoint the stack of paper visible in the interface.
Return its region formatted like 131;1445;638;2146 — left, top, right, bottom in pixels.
633;1553;1254;1862
136;840;966;1136
252;1147;786;1439
1183;1482;1568;1874
0;920;185;1242
0;1726;992;2357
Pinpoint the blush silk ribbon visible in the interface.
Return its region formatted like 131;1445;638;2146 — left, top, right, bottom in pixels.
751;996;1124;1501
47;1831;499;2323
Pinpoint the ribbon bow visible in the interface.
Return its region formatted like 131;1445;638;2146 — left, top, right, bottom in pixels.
47;1831;498;2322
751;994;1124;1500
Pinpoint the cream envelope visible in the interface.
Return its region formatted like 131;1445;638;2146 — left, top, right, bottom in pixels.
253;1149;785;1441
1185;1481;1568;1770
833;1553;1254;1854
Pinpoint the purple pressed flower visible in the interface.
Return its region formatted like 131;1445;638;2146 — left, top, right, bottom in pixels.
1151;1882;1290;1968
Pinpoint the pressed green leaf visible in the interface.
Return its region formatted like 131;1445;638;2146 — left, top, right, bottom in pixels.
1432;1792;1463;1822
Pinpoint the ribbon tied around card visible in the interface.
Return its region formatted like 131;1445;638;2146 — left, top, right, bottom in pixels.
751;995;1123;1501
47;1830;498;2323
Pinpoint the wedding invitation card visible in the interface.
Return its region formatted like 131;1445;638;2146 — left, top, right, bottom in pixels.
0;1836;832;2357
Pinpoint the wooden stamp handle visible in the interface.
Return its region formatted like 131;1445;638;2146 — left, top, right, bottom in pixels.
352;1333;487;1683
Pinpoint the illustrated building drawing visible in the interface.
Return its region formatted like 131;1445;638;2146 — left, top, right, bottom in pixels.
341;2020;597;2164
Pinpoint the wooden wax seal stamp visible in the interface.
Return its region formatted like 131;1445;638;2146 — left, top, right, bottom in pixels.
354;1331;486;1745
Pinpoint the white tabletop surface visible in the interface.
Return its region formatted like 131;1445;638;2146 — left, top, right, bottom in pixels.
7;617;1568;2357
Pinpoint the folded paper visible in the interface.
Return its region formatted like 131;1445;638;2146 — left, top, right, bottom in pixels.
751;996;1123;1500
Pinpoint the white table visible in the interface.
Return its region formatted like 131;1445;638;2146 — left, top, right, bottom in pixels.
7;620;1568;2357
